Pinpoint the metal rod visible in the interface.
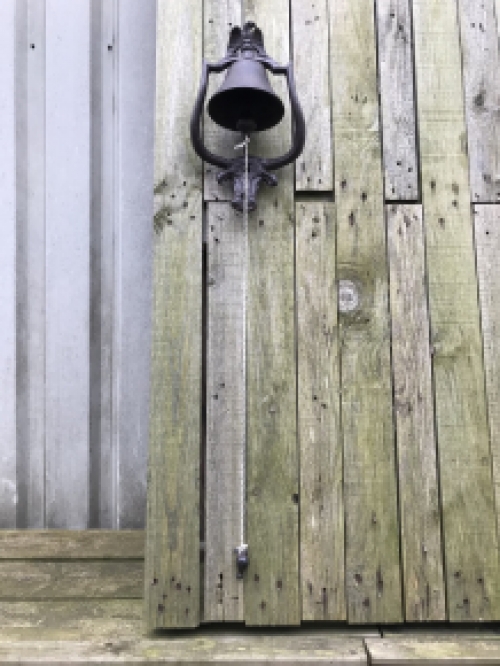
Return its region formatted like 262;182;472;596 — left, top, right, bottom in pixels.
233;135;250;578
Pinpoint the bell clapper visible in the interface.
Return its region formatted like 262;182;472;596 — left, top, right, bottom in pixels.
233;134;250;580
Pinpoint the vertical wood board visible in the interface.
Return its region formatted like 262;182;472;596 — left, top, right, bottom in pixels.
387;204;446;621
145;0;202;629
413;0;500;620
204;203;245;622
0;0;18;528
45;0;91;528
329;0;403;624
292;0;333;191
243;0;300;627
375;0;419;201
296;202;345;621
458;0;500;203
475;205;500;549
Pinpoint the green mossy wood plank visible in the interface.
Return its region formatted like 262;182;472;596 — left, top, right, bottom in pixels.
0;561;143;600
0;635;369;664
412;0;500;621
243;0;300;627
375;0;419;201
366;637;500;664
145;0;202;630
204;203;245;622
475;206;500;548
0;600;142;641
203;0;242;203
329;0;402;624
291;0;333;191
457;0;500;203
387;205;446;621
0;531;144;560
296;202;345;621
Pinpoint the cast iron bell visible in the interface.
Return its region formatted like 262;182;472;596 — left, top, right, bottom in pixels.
208;55;285;133
190;22;305;212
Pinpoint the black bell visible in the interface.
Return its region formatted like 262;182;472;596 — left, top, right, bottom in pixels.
208;56;285;133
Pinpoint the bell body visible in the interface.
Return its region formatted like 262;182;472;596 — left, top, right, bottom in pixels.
208;56;285;132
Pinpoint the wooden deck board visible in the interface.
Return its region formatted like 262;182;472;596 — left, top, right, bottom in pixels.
366;637;500;664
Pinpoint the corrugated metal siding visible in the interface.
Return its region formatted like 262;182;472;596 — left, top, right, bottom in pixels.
0;0;156;528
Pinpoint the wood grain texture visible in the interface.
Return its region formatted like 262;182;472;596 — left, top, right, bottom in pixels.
292;0;333;191
458;0;500;203
145;0;202;630
0;0;17;529
366;637;500;664
0;634;369;664
203;0;242;203
0;600;143;641
45;0;91;529
0;530;144;559
475;205;500;552
15;0;47;529
375;0;419;201
296;202;345;621
243;0;300;627
329;0;402;624
413;0;500;621
387;204;445;621
0;561;143;600
204;203;245;622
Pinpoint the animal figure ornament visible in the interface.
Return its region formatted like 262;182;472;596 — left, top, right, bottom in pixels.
190;22;305;212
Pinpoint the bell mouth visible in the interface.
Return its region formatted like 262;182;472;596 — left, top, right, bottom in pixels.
208;87;285;132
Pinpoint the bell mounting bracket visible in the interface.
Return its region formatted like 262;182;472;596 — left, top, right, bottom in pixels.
190;22;305;212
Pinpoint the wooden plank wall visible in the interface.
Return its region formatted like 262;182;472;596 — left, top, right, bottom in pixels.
0;0;155;529
147;0;500;628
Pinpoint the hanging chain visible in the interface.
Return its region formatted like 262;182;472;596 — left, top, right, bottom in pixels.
233;135;250;578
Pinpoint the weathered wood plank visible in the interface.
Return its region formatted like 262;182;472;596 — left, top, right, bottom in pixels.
458;0;500;203
243;0;300;627
387;204;445;621
0;0;17;529
145;0;202;630
114;0;155;529
292;0;332;191
0;634;369;664
412;0;500;621
45;0;91;528
0;531;144;560
0;600;143;641
296;202;345;621
475;205;500;548
366;637;500;664
204;203;245;622
203;0;242;203
89;0;117;529
0;561;143;600
375;0;419;201
329;0;402;624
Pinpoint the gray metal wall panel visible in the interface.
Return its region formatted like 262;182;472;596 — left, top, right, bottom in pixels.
1;0;156;528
